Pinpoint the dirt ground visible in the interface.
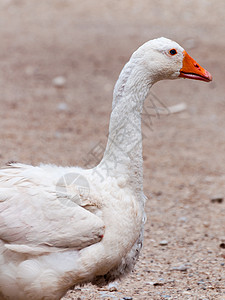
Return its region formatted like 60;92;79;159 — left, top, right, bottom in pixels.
0;1;224;299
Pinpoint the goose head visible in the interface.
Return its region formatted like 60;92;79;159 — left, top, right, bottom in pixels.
134;37;212;84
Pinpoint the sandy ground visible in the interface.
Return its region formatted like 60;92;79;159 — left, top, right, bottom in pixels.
0;1;225;299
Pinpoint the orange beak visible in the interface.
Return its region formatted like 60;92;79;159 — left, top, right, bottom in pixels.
179;51;212;82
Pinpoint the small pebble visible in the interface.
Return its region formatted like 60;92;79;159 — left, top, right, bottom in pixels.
108;282;118;292
99;292;117;299
203;222;210;228
159;240;168;246
146;281;165;286
219;242;225;249
183;291;191;295
54;131;62;138
155;191;162;196
172;264;188;271
57;102;69;111
123;297;133;300
52;76;66;88
211;196;224;204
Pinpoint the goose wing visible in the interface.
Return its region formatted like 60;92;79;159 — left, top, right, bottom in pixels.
0;163;104;255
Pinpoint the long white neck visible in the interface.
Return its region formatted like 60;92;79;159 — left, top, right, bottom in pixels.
98;53;154;193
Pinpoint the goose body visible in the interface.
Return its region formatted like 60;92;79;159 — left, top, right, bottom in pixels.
0;37;212;300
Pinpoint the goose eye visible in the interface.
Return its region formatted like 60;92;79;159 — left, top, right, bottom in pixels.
169;49;177;56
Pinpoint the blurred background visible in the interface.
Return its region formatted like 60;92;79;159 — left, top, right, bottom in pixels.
0;1;224;299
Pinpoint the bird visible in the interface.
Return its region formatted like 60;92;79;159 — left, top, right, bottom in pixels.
0;37;212;300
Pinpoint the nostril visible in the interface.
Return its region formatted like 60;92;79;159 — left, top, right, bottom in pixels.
194;64;200;69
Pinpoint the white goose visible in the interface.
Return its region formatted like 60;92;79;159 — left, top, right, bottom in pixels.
0;37;212;300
